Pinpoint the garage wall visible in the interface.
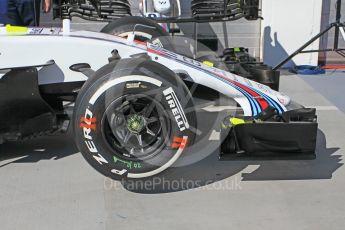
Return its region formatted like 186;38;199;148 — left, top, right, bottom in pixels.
260;0;323;68
319;0;345;64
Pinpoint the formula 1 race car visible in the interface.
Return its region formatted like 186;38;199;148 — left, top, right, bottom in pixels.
0;17;318;180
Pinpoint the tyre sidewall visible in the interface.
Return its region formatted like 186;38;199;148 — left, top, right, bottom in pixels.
74;61;195;180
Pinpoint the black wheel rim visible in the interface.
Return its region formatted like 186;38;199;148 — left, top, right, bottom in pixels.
101;94;171;161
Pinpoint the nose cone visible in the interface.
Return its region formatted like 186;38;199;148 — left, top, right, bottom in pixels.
276;92;291;106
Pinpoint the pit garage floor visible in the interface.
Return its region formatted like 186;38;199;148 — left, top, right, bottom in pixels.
0;70;345;230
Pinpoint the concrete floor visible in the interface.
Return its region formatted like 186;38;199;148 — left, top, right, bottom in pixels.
301;70;345;113
0;67;344;229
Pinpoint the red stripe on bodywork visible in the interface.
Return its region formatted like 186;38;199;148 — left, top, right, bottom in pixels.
231;81;269;110
148;48;270;111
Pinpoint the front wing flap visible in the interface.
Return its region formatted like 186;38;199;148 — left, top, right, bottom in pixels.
220;108;318;160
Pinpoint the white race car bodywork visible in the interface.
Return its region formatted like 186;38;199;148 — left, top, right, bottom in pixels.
0;28;289;116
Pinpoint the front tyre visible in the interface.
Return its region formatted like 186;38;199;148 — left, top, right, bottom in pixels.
73;59;196;180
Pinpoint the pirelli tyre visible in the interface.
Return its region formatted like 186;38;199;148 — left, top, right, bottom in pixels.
73;58;196;180
101;16;175;51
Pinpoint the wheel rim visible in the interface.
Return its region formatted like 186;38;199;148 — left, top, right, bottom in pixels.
102;94;171;161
